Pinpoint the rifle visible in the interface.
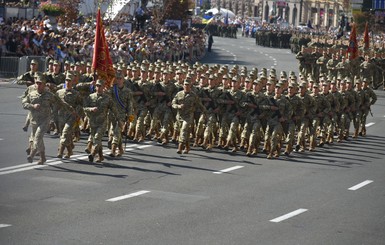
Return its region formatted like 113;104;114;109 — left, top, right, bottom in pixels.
269;97;281;119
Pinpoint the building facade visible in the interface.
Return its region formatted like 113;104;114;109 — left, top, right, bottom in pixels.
210;0;347;28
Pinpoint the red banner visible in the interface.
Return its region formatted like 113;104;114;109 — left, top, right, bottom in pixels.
92;8;115;88
347;23;358;60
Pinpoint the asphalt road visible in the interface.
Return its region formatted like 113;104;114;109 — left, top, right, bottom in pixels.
0;35;385;245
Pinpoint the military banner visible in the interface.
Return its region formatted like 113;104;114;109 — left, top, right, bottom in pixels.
92;8;115;88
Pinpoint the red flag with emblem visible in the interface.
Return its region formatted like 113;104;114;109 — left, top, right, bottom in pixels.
92;8;115;88
347;23;358;60
363;22;369;50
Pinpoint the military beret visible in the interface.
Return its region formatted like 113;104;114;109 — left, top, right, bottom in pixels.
299;82;307;88
288;82;298;88
275;82;284;88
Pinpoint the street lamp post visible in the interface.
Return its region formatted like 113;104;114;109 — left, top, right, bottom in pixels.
299;0;303;23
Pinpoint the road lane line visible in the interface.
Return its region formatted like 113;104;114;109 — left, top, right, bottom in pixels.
0;138;4;141
213;166;244;174
270;209;308;223
348;180;373;191
0;224;12;228
137;145;152;149
106;190;150;202
365;122;375;127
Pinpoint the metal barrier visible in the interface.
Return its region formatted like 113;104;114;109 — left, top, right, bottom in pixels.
0;56;48;78
0;57;19;78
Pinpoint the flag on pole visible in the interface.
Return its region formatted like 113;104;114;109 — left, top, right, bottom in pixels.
92;8;115;88
347;23;358;60
202;16;214;24
224;12;229;25
363;22;369;50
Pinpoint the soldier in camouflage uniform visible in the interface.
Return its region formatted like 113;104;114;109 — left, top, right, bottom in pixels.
83;79;118;163
172;79;206;154
55;72;83;159
285;82;304;155
18;59;39;132
245;78;269;156
22;73;72;165
265;82;293;159
296;81;315;152
360;78;377;136
108;73;135;157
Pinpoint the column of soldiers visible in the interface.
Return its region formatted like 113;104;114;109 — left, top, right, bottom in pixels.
255;30;292;49
206;24;238;39
19;57;377;165
296;45;385;91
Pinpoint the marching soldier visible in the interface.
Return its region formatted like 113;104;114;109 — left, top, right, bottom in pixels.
108;73;135;157
172;79;206;154
83;79;118;163
55;72;83;159
22;73;72;165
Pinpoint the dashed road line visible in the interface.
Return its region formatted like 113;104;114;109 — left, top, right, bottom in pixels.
0;224;11;228
348;180;373;191
365;122;375;127
213;165;244;174
0;138;4;141
106;190;150;202
270;209;308;223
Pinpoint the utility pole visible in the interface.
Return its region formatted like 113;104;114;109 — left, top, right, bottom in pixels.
299;0;303;23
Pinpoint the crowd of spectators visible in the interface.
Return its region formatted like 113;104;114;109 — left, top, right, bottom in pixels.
0;12;207;64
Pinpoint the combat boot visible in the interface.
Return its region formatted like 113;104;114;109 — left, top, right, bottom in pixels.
361;127;366;136
88;145;98;163
57;144;65;158
262;141;269;154
96;147;104;163
353;128;359;138
117;144;124;157
37;152;46;165
318;137;325;147
26;141;33;155
193;137;200;147
267;151;273;159
85;141;92;154
284;144;292;156
200;137;208;149
183;142;190;154
246;145;253;156
171;131;178;143
27;148;38;163
109;143;117;157
64;145;73;159
177;143;184;154
107;136;112;149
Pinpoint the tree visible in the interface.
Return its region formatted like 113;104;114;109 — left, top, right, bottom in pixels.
57;0;83;26
161;0;189;22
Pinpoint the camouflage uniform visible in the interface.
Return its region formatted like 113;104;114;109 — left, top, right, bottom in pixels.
83;80;118;163
22;73;71;165
172;80;206;154
55;74;83;158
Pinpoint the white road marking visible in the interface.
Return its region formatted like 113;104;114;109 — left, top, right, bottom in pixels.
365;122;375;127
0;224;11;228
0;138;4;141
106;190;150;202
17;95;23;98
0;143;153;176
348;180;373;191
213;165;244;174
270;209;308;223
